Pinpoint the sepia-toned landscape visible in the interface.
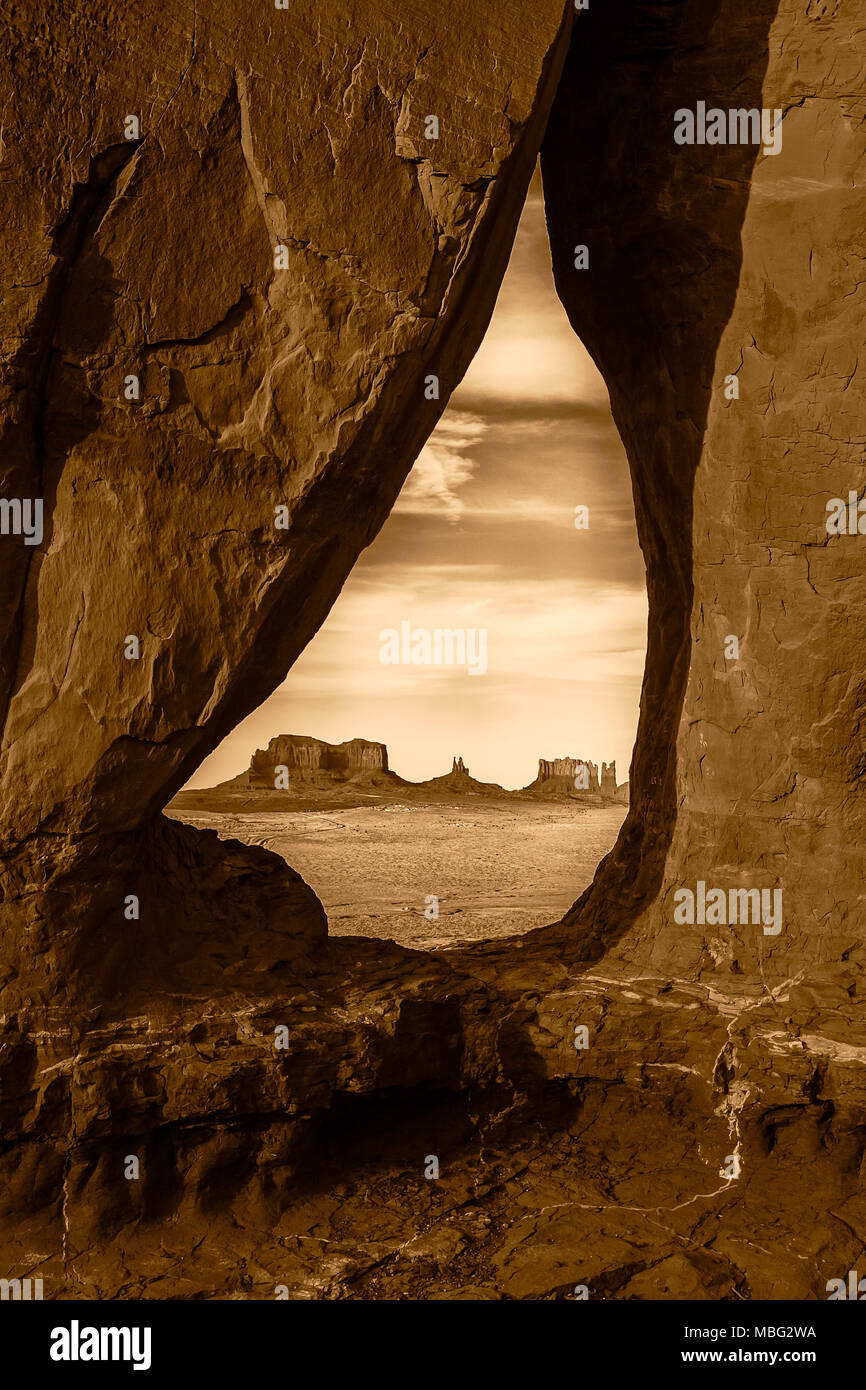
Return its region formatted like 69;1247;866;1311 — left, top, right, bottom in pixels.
1;0;864;1353
170;734;630;948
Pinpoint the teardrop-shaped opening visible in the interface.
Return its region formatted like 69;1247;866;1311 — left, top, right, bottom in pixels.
171;162;648;951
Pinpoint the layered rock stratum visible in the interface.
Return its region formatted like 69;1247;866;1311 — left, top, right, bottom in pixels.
530;756;613;795
172;736;624;807
1;0;865;1302
249;735;391;786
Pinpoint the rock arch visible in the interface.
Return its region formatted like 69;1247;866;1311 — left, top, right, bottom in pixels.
0;0;573;1003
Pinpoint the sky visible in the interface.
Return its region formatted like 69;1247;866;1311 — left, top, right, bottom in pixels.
187;165;648;792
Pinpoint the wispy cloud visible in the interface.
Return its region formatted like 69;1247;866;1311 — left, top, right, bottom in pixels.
188;168;647;793
393;413;486;522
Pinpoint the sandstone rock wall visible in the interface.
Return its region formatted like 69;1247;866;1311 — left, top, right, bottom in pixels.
249;735;389;786
543;0;866;994
0;6;574;842
535;757;601;792
0;0;574;999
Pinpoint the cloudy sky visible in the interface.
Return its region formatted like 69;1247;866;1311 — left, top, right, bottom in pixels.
189;166;648;791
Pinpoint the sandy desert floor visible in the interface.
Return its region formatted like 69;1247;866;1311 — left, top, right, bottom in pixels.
171;801;627;948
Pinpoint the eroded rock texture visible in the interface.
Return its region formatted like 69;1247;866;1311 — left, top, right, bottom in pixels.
0;0;572;1000
545;0;866;985
599;762;617;798
537;0;866;1299
2;0;866;1302
249;735;390;786
533;757;608;795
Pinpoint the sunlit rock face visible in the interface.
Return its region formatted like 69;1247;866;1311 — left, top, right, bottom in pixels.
530;757;600;795
0;0;573;999
543;0;866;994
600;762;617;798
525;758;621;799
536;757;600;788
249;736;389;786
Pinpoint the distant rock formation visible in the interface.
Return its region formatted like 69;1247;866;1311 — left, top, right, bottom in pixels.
248;735;392;788
530;758;594;795
520;756;625;802
416;754;508;797
176;737;626;807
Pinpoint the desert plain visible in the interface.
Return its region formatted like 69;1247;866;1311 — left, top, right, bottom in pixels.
170;801;628;950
